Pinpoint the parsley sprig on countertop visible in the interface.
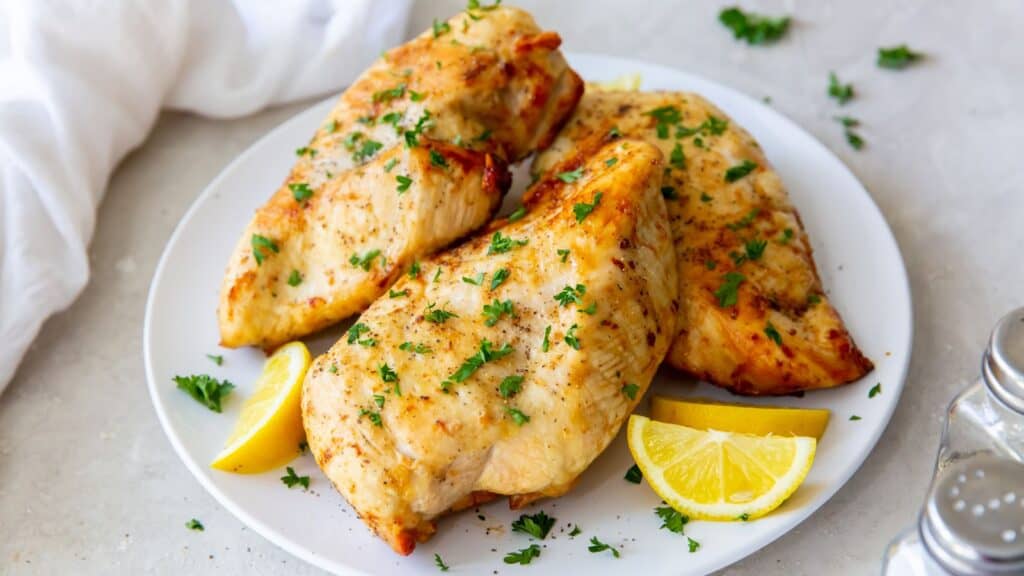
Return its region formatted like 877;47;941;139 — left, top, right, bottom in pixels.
719;7;790;45
174;374;234;412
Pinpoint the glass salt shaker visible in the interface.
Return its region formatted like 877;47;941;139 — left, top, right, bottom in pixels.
883;307;1024;575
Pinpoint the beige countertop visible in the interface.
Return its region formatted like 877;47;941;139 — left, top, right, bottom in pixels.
4;1;1023;574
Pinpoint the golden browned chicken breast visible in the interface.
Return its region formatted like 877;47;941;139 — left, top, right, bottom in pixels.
219;6;583;348
534;90;872;395
302;139;677;555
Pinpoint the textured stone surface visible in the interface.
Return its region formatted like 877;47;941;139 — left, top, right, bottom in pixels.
3;1;1023;574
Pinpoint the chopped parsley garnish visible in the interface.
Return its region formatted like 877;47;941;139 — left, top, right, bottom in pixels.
605;156;618;167
557;167;584;183
372;83;406;103
622;383;640;400
462;272;484;286
737;513;750;521
353;139;383;163
429;149;448;168
349;249;382;271
647;105;682;138
409;89;425;102
289;182;313;202
828;72;854;105
504;544;541;565
487;231;528;254
381;111;402;127
850;415;862;421
705;260;718;270
700;192;713;202
373;394;386;408
396;174;413;193
409;259;421;278
778;227;794;244
624;464;643;483
557;248;570;262
383;156;399;172
670;142;685;169
730;250;748;266
688;537;701;553
185;518;204;531
508;206;527;221
432;18;451;38
173;374;234;413
807;293;822;305
328;364;338;374
661;186;678;200
347;322;374;346
764;322;783;345
877;44;922;69
281;466;310;489
482;298;515;326
379;363;398;384
714;272;746;308
554;283;586;307
298;440;308;453
845;130;865;150
399;341;432;354
573;192;603;222
608;126;622;138
467;0;503;11
588;537;620;558
512;510;555;539
727;208;760;231
358;407;383;427
389;288;409;298
403;109;434;147
725;160;758;182
490;268;510;290
433;268;442;283
505;406;530;426
718;7;790;45
206;354;223;366
324;119;338;133
541;325;552;352
569;524;582;537
295;146;316;158
564;324;580;350
434;553;449;571
869;383;882;398
745;238;767;260
499;375;524;398
579;302;597;315
655;506;689;534
287;270;302;287
443;339;513;390
251;234;278;266
474;128;492;142
424;303;459;324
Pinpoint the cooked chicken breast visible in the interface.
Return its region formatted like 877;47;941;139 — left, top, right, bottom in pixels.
219;6;583;348
302;139;677;554
534;90;872;395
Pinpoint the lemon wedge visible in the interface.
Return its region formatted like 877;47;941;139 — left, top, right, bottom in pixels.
651;396;830;439
211;341;310;473
627;415;816;520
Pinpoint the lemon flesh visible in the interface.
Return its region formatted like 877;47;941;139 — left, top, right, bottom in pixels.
211;341;310;473
651;396;830;439
627;415;816;520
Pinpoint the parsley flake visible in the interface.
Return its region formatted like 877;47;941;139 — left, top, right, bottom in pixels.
569;525;582;537
424;303;459;324
725;160;758;182
346;322;376;346
251;234;278;266
399;341;432;354
287;270;302;287
487;231;527;254
462;272;485;286
443;339;513;390
289;182;313;203
877;44;922;69
503;544;541;565
409;259;421;278
662;186;678;200
295;146;316;158
557;248;570;263
281;466;310;489
432;18;451;38
655;506;689;534
379;363;398;384
624;464;643;484
828;72;854;105
429;149;448;169
349;249;382;271
490;268;510;290
688;537;701;553
714;272;746;308
389;288;409;298
358;407;383;427
605;156;618;167
622;383;640;400
564;324;580;350
434;553;449;571
764;322;783;345
499;375;524;398
745;238;767;260
670;142;685;169
508;206;527;222
588;536;621;558
186;518;204;531
850;415;862;421
505;406;530;425
174;374;234;413
512;510;555;539
719;7;790;45
206;354;223;366
557;167;584;183
482;298;515;326
396;174;413;193
541;325;552;352
372;84;406;103
869;383;882;398
554;284;586;307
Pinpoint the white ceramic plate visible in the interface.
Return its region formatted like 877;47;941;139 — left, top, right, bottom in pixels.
145;53;912;575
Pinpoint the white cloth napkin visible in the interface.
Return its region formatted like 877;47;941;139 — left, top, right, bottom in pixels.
0;0;413;391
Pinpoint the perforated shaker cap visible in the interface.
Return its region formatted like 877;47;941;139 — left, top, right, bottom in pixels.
983;307;1024;414
920;454;1024;575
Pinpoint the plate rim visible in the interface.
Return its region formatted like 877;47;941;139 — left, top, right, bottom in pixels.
144;51;914;575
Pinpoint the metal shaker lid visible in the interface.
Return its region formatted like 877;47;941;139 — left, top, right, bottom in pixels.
983;307;1024;414
920;453;1024;575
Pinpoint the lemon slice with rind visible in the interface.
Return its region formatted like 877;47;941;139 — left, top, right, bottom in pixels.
211;341;310;473
650;396;830;439
627;415;816;520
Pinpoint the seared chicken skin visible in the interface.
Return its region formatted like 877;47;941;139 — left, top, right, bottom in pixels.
219;6;583;348
535;90;872;395
302;140;677;554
